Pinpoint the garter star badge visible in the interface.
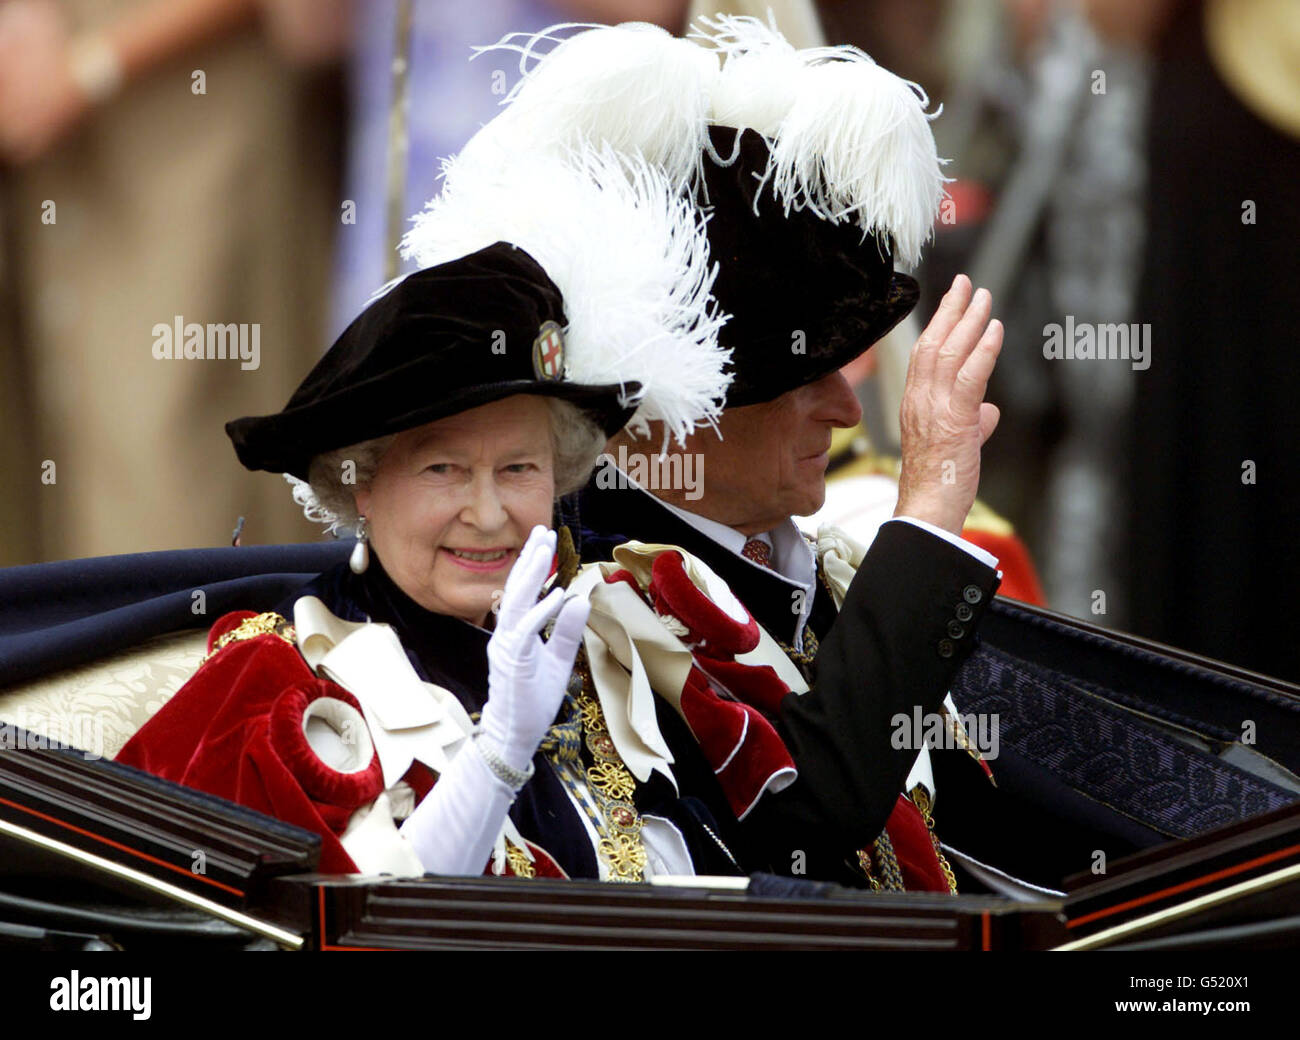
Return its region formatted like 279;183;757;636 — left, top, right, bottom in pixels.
532;321;565;381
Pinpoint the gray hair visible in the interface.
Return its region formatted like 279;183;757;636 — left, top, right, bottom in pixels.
290;396;607;533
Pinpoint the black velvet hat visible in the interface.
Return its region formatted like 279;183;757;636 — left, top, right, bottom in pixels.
226;242;639;481
701;126;919;408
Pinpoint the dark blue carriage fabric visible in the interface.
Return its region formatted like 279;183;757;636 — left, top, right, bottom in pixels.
979;598;1300;772
949;597;1300;853
953;646;1296;839
0;542;350;688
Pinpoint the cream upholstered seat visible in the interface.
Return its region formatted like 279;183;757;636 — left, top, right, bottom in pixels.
0;629;208;761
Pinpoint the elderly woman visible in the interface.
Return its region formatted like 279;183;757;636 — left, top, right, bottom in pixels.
115;149;759;881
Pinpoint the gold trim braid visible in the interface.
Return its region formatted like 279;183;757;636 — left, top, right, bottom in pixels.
200;611;297;666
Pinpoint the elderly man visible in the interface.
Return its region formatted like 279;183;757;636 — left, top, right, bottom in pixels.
563;115;1009;888
575;284;1004;888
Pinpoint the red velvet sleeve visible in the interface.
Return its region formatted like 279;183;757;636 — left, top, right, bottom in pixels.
116;614;384;873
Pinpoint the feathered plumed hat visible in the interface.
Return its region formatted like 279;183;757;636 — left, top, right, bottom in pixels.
452;15;947;407
226;147;732;485
401;146;730;446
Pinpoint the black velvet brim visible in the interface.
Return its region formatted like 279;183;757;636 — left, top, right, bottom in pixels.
722;272;919;408
227;379;639;482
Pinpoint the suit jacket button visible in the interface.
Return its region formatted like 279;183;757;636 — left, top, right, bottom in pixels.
956;603;973;621
938;639;955;658
947;620;965;639
963;584;983;604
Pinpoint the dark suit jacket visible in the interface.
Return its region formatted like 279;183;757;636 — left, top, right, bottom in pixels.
568;476;1002;882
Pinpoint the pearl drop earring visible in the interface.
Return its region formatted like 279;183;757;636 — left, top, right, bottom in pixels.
350;515;370;574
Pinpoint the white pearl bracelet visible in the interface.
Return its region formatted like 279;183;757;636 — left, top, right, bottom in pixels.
471;730;534;791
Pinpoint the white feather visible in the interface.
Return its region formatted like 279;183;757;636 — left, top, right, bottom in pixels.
460;22;720;191
766;61;946;267
691;12;803;137
402;147;731;449
457;17;945;266
694;14;947;267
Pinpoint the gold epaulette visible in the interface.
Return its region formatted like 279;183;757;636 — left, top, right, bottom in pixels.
200;611;297;666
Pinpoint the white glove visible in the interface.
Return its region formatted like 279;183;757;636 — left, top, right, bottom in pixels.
479;525;590;773
397;525;589;877
397;734;517;876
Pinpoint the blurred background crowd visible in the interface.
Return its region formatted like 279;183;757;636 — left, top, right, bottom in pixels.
0;0;1296;681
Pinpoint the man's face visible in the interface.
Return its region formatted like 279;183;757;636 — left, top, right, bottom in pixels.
668;369;863;534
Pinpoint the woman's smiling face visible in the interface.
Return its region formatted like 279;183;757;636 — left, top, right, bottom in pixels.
352;395;555;625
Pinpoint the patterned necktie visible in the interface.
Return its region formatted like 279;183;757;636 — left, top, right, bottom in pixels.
742;538;773;569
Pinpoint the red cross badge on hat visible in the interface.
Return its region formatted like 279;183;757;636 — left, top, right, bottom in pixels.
532;321;565;381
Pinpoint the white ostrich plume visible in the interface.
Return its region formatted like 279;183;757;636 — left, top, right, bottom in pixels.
459;22;720;192
691;11;803;137
402;146;732;450
693;14;948;268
